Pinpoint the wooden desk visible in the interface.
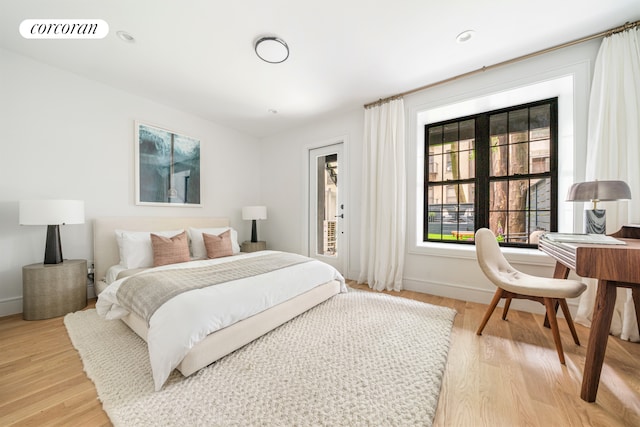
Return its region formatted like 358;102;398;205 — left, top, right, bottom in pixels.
539;227;640;402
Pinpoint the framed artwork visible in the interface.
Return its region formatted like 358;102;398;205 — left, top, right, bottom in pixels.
135;121;202;207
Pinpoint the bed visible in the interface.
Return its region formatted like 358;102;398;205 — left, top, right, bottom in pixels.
93;217;345;390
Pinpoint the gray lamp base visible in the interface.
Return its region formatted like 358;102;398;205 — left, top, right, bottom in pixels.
585;209;606;234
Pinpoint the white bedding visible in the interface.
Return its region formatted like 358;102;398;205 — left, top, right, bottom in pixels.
104;264;127;284
96;250;346;391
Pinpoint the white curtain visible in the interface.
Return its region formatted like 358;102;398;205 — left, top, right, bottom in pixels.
358;98;406;291
575;27;640;341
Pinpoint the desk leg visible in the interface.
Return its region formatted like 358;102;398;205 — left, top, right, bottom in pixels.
544;262;571;328
632;287;640;332
552;262;570;280
581;279;617;402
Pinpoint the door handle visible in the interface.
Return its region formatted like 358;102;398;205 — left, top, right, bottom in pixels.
335;214;344;218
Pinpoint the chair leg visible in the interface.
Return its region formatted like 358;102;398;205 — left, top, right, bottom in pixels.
502;297;512;320
543;300;560;329
559;299;581;346
477;288;504;335
544;297;565;364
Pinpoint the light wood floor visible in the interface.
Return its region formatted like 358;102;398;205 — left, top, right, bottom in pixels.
1;282;639;426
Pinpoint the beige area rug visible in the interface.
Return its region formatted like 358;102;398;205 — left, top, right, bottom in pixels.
65;290;456;426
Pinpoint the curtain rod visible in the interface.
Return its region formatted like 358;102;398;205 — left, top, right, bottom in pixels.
364;19;640;109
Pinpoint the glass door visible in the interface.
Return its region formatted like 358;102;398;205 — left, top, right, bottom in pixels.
309;143;344;273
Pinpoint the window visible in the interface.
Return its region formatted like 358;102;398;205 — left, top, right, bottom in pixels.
424;98;557;247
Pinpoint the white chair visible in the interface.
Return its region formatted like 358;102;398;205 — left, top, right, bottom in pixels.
474;228;587;364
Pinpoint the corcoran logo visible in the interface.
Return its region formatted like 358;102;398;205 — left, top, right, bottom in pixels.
20;19;109;39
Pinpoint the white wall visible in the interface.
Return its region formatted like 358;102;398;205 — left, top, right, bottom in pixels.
403;39;600;314
260;38;602;315
260;109;363;279
0;37;604;318
0;47;262;316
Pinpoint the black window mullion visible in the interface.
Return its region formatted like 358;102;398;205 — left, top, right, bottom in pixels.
423;125;429;241
549;99;558;232
475;114;489;231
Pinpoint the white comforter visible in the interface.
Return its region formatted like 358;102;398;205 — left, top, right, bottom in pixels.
96;250;346;391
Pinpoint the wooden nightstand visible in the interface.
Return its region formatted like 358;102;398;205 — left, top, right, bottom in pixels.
241;241;267;253
22;259;87;320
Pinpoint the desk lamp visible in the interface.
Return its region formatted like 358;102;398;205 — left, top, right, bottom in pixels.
566;180;631;234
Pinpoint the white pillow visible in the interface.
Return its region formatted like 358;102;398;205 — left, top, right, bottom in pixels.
188;227;240;259
114;229;183;269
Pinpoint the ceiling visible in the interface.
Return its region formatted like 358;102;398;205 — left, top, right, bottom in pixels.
2;1;639;138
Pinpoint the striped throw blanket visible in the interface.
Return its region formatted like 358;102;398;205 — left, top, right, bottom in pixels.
117;252;313;323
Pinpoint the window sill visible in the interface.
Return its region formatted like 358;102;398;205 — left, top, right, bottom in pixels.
409;241;556;267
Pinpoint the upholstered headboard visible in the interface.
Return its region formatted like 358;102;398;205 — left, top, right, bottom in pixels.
93;216;230;283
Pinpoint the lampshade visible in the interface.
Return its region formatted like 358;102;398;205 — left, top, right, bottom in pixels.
566;180;632;205
19;200;85;264
242;206;267;221
19;200;85;225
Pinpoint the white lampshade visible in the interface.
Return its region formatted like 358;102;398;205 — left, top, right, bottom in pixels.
19;200;85;264
242;206;267;221
19;200;85;225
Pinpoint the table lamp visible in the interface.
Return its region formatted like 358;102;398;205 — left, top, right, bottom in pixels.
242;206;267;242
19;200;85;264
566;180;631;234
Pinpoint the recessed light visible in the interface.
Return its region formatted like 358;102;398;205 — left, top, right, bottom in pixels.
456;30;475;43
255;36;289;63
116;30;135;43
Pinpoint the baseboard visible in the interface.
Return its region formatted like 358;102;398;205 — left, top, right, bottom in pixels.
403;276;493;304
402;276;580;318
0;296;23;318
87;282;96;300
346;269;360;282
0;283;96;318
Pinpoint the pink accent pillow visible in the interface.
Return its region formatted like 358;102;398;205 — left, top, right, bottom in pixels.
150;231;190;267
203;230;233;259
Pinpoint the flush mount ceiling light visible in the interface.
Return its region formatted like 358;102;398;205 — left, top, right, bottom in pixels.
116;30;135;43
456;30;475;43
254;36;289;63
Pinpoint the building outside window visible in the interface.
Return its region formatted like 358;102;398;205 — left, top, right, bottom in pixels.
424;98;558;247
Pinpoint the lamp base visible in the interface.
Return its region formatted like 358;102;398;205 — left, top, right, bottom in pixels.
251;219;258;243
44;224;63;264
585;209;606;234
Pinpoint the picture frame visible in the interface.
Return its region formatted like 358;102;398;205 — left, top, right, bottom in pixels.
135;121;202;207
